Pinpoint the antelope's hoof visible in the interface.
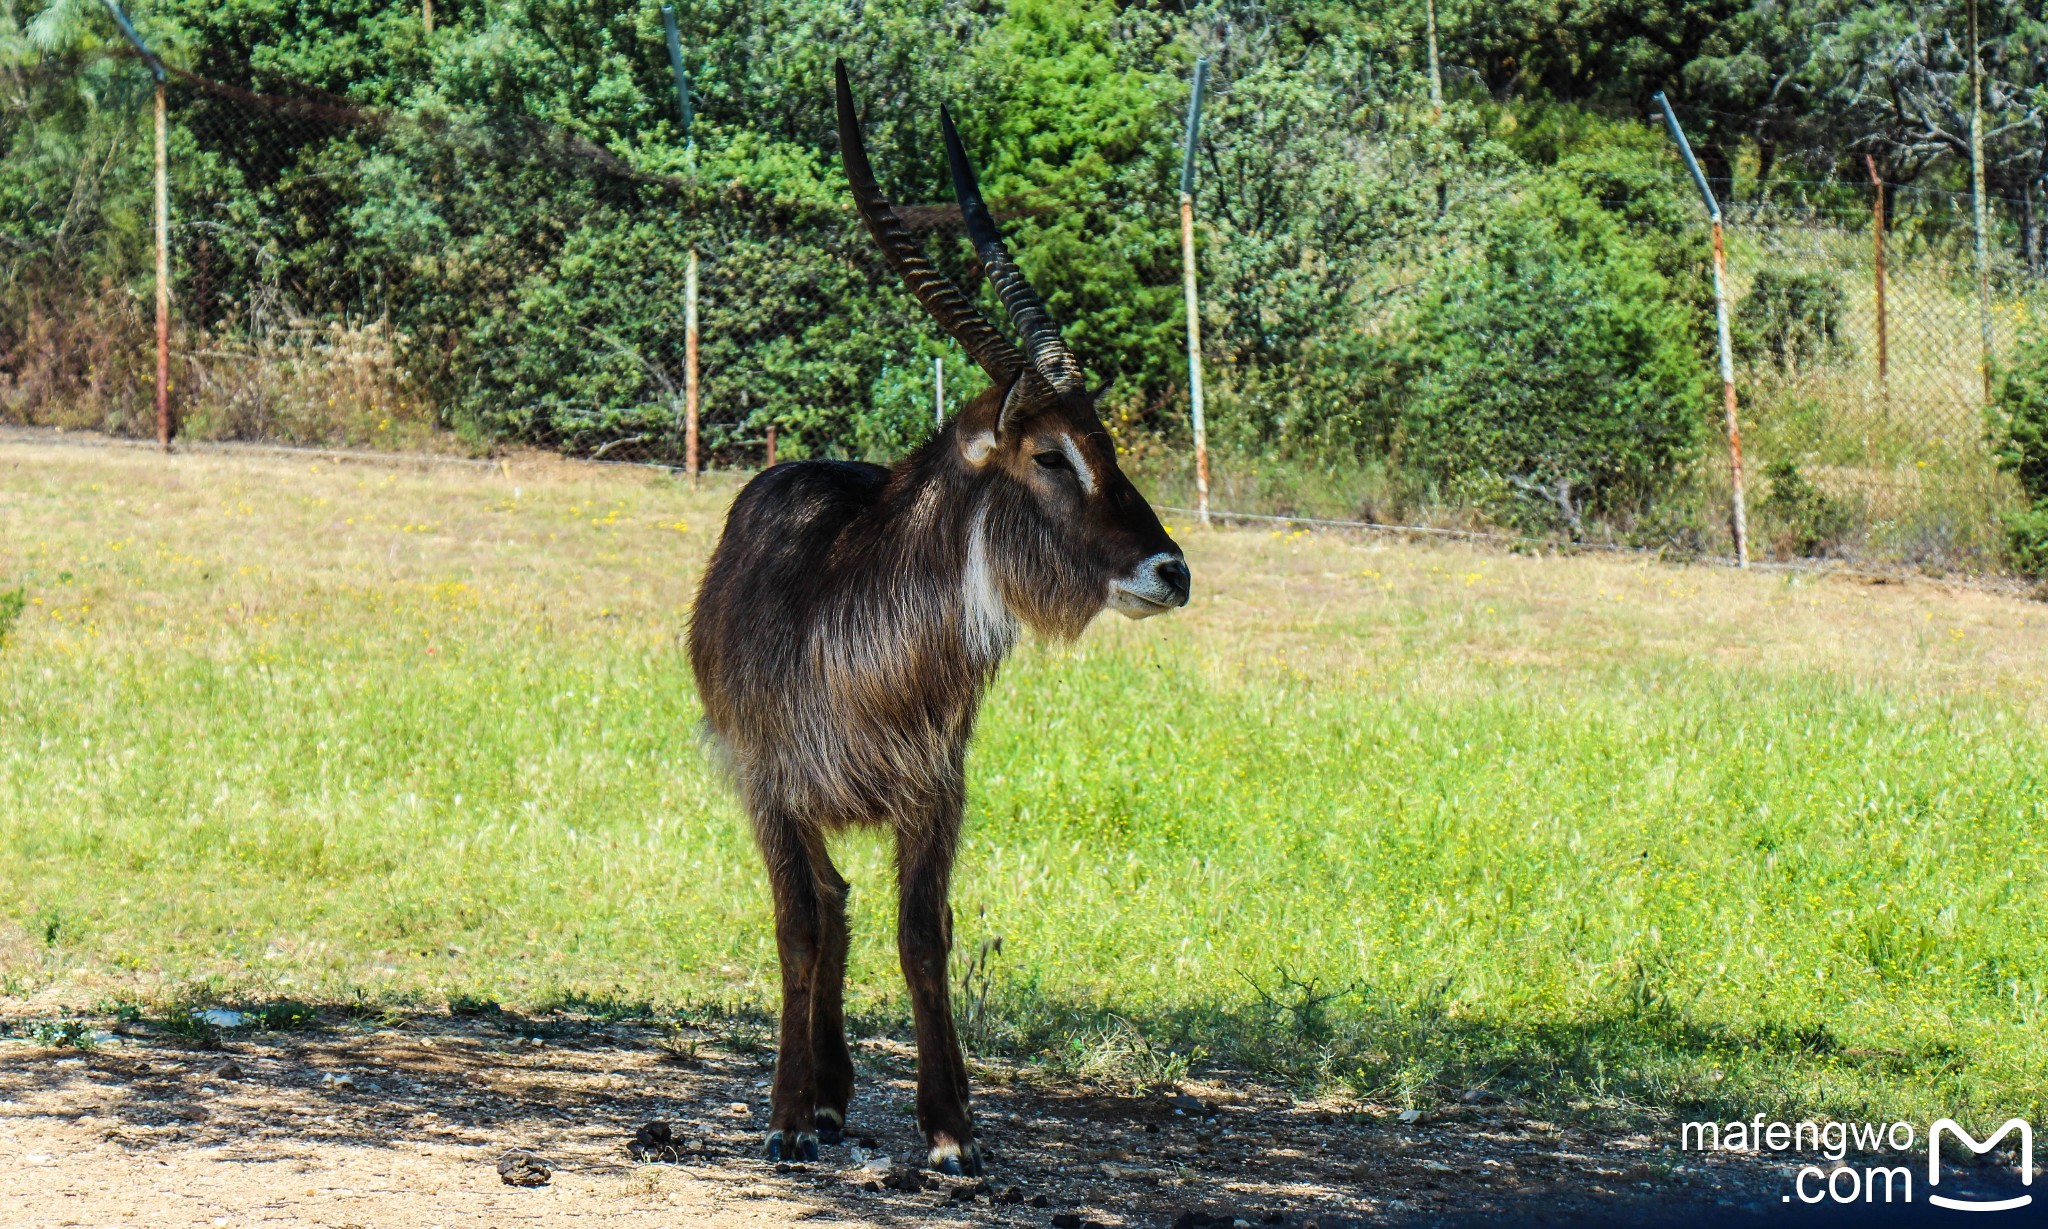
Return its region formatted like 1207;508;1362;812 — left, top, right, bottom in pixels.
764;1130;819;1163
815;1108;845;1145
928;1137;983;1177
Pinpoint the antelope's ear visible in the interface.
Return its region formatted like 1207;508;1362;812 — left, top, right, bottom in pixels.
995;370;1037;438
955;373;1036;466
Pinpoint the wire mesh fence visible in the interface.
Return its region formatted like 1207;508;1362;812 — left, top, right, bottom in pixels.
5;50;2046;577
1722;188;2040;568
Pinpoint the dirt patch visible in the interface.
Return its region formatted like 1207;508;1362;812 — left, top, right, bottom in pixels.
0;1012;1798;1227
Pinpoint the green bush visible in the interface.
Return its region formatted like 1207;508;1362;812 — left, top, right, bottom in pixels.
1990;331;2048;503
1735;268;1844;372
1759;457;1853;557
1394;170;1709;528
2006;505;2048;579
1990;331;2048;578
4;0;1189;459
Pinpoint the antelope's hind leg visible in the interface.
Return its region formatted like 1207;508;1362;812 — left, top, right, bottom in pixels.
897;818;981;1176
810;855;855;1144
758;816;832;1163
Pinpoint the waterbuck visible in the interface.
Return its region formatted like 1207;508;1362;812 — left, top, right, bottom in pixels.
686;64;1191;1175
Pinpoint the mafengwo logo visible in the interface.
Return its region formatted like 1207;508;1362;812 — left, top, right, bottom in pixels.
1679;1115;2034;1209
1927;1119;2032;1212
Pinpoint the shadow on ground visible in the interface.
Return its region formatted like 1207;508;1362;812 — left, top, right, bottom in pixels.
0;1003;1954;1227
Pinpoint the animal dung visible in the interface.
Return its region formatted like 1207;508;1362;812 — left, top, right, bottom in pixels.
627;1120;686;1162
496;1149;552;1186
881;1167;925;1192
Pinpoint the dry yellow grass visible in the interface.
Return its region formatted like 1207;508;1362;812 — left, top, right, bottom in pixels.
6;432;2041;706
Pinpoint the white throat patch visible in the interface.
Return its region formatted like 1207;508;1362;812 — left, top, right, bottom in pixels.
962;509;1018;661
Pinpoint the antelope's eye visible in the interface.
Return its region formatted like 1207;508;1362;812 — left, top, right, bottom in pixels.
1033;450;1072;471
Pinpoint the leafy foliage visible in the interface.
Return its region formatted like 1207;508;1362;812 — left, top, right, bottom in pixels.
1990;330;2048;505
1991;331;2048;576
1395;167;1709;523
2004;504;2048;580
2;0;2038;539
0;587;24;648
1735;269;1844;372
27;1018;98;1049
1759;458;1853;557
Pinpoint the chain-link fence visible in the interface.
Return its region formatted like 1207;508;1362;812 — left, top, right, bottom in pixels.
1724;187;2039;569
6;51;2046;576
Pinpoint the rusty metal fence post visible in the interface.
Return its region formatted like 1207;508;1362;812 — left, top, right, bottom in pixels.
1178;57;1211;526
684;247;700;485
1655;93;1748;568
1968;0;1994;401
104;0;172;451
1866;155;1888;401
660;6;694;142
662;6;699;483
151;73;170;450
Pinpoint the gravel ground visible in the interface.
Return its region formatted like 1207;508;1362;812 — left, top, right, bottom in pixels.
0;1011;1839;1228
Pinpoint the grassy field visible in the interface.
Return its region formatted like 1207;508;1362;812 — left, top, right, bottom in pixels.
3;436;2047;1135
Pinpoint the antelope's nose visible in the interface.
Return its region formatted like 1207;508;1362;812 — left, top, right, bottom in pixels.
1153;556;1191;605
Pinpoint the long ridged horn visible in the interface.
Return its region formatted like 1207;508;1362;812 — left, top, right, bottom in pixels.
940;104;1083;396
834;62;1023;386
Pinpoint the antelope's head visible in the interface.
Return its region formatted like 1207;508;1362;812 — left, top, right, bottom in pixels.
835;63;1190;638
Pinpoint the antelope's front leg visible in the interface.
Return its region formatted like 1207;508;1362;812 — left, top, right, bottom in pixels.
760;822;827;1162
810;857;856;1144
897;823;980;1175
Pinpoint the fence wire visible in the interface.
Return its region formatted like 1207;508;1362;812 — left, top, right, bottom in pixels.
4;54;2046;577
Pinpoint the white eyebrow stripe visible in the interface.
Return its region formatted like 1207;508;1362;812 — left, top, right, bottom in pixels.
1059;434;1097;494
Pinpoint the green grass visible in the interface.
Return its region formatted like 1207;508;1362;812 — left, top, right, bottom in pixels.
4;441;2048;1133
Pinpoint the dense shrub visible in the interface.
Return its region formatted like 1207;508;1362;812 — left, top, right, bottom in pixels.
1734;268;1844;372
2007;505;2048;579
14;0;2022;562
2;0;1197;458
1193;29;1452;458
1991;331;2048;576
1759;457;1853;557
1990;331;2048;502
1393;170;1710;527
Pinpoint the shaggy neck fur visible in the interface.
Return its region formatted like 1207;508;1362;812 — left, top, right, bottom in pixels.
689;415;1127;831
